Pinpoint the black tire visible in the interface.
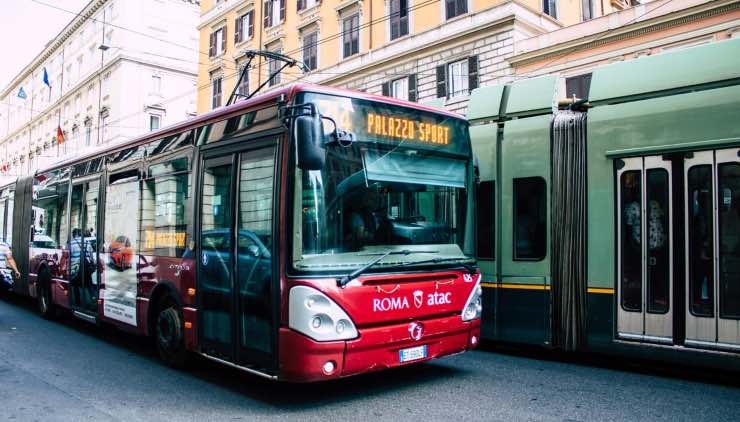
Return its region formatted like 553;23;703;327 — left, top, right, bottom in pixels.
37;270;57;320
154;295;190;368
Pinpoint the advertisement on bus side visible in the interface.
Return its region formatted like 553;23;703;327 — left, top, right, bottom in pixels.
102;180;139;326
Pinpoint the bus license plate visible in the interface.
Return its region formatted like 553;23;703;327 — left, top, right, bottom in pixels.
399;345;427;363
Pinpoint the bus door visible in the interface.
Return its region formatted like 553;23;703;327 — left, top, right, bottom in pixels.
616;156;673;343
68;178;100;314
197;141;278;371
685;148;740;351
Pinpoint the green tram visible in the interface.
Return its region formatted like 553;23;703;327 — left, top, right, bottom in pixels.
469;37;740;369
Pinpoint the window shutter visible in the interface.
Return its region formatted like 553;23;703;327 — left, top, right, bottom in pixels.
408;74;417;102
436;65;447;98
209;32;215;57
298;0;304;11
221;27;227;52
381;82;390;97
235;16;242;43
468;55;479;92
264;1;271;27
248;11;254;38
280;0;286;21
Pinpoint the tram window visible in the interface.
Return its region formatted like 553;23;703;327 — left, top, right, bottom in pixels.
646;169;670;314
476;181;495;260
513;177;546;261
718;162;740;319
140;168;190;258
620;170;642;312
688;165;714;317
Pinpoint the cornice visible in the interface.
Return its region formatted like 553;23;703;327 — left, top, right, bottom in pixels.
509;0;740;67
198;0;244;30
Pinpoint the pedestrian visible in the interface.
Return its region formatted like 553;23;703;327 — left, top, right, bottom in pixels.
0;239;21;290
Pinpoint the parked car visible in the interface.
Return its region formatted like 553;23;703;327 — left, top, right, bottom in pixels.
31;234;56;249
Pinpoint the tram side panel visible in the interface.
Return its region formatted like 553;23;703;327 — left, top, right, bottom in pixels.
495;115;552;346
471;123;498;341
587;82;740;354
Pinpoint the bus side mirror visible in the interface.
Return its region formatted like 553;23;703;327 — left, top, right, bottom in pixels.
295;114;325;171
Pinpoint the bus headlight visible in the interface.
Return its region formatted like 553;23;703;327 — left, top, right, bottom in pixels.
289;285;358;341
461;274;483;322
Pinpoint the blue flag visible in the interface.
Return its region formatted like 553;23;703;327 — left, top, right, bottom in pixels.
17;87;27;100
43;67;51;89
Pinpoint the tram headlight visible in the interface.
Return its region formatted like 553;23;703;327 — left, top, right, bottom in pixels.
461;275;483;322
289;285;358;341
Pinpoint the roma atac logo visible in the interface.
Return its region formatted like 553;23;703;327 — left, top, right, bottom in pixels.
408;322;424;341
413;290;424;309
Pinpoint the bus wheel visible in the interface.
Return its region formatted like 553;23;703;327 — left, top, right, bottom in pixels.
155;296;189;368
37;270;57;320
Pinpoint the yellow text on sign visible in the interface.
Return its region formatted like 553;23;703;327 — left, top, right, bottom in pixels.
367;113;450;145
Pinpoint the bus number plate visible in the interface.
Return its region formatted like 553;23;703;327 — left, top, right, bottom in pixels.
399;345;427;363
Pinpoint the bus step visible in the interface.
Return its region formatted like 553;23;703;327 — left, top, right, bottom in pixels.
72;310;97;324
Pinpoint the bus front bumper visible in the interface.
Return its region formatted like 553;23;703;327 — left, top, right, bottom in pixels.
279;315;480;382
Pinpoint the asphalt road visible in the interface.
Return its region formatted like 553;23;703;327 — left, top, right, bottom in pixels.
1;294;739;422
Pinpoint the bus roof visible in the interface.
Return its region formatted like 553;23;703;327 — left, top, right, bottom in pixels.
21;83;464;177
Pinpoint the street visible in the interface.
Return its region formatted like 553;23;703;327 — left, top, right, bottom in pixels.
0;295;738;422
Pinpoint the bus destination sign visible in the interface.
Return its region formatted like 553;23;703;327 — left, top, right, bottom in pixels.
366;113;451;146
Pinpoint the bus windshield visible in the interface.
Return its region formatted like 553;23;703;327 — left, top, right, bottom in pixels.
292;92;475;273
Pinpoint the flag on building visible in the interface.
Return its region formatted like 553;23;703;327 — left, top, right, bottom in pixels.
43;68;52;101
56;126;65;144
43;68;51;89
17;87;27;100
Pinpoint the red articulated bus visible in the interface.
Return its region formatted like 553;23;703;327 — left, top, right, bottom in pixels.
0;84;481;381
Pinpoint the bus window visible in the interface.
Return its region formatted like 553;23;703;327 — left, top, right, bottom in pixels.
141;159;190;258
476;181;495;260
688;165;714;317
32;171;69;250
195;106;280;146
0;199;5;242
513;177;546;261
237;147;276;354
145;131;194;159
718;162;740;319
6;197;13;246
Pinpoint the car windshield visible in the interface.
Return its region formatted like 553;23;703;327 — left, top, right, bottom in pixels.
292;92;475;272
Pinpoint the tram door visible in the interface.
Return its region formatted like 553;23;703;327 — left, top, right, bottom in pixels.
684;148;740;351
197;142;277;370
616;156;673;343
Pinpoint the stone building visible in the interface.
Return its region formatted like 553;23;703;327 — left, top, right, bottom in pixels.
0;0;200;181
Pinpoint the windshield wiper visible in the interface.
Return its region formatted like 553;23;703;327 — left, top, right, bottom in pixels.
394;257;477;274
338;249;416;287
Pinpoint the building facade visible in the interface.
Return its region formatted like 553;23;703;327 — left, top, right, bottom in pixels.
508;0;740;101
0;0;200;181
196;0;642;115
